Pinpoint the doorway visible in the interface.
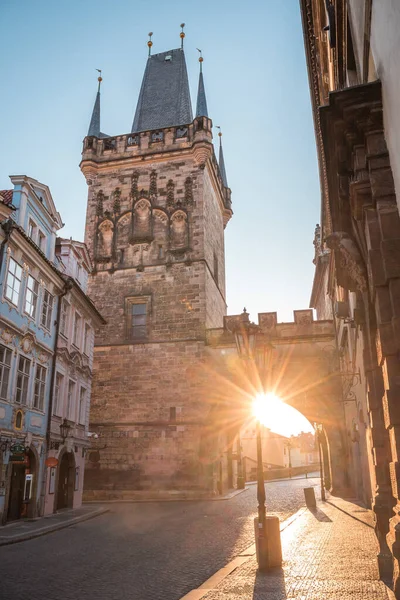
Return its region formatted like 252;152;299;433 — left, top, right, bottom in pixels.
7;463;25;521
56;452;74;510
7;449;37;521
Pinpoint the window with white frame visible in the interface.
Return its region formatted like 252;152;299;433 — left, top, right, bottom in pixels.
15;356;31;404
0;344;12;399
38;230;46;253
60;300;69;337
67;380;76;420
33;365;46;411
5;257;22;307
41;289;53;330
24;275;39;319
83;323;91;355
53;372;64;416
73;313;82;347
79;386;86;424
28;220;37;241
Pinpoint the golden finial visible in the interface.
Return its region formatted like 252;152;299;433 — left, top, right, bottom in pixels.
180;23;185;49
216;125;222;143
196;48;203;71
96;69;102;92
148;32;153;56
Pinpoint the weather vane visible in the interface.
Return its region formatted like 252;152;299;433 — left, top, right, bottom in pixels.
196;48;203;71
180;23;185;49
96;69;102;91
148;32;153;56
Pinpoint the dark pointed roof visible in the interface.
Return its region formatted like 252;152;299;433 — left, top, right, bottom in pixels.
196;71;208;118
88;90;101;137
131;48;193;133
218;139;228;188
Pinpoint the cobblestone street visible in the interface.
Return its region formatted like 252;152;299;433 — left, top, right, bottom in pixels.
0;477;319;600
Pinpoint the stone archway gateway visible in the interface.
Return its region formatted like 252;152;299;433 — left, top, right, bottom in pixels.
206;308;350;496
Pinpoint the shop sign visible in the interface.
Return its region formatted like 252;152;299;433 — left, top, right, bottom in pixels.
10;443;26;462
45;457;59;468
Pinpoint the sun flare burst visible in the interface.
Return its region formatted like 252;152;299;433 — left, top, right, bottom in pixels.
252;393;313;437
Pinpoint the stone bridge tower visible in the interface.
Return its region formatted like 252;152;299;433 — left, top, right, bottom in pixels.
80;39;232;498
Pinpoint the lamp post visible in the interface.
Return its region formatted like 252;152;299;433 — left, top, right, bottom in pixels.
315;423;326;501
233;308;282;570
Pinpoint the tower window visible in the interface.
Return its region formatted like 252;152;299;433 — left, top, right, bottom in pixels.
170;407;176;422
131;303;147;340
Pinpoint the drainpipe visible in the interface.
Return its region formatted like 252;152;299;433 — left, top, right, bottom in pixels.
40;278;72;515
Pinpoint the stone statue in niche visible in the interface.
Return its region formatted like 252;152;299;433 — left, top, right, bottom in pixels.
133;199;152;241
97;220;114;259
116;213;131;250
170;211;188;251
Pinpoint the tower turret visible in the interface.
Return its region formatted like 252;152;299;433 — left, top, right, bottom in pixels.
195;50;208;118
87;72;102;138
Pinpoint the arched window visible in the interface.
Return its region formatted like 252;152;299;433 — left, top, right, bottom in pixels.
15;410;23;430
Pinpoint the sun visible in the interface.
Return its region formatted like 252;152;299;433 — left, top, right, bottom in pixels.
252;393;313;437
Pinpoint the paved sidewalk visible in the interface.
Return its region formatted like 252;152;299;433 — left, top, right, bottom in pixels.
0;504;108;546
181;500;393;600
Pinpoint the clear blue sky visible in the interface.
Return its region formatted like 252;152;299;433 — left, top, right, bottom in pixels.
1;0;320;324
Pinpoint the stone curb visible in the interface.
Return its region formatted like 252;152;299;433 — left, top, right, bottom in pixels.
0;507;109;547
325;499;375;529
178;506;308;600
83;486;248;504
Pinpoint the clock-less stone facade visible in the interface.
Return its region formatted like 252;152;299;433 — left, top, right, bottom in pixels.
81;46;233;498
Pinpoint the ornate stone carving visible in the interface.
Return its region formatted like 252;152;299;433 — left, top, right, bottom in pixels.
1;329;14;345
131;173;139;203
96;190;104;217
170;210;188;251
113;188;121;214
167;180;175;209
97;220;114;259
149;171;158;202
20;333;34;354
184;177;193;206
326;231;368;292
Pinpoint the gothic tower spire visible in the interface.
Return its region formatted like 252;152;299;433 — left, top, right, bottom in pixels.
195;50;208;118
88;71;102;137
217;130;228;187
131;44;193;133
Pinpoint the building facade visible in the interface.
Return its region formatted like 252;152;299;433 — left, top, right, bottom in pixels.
0;176;64;523
81;42;233;498
43;238;104;515
301;0;400;591
0;176;103;524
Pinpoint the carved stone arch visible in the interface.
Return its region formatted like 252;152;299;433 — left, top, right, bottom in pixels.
170;209;188;252
96;219;114;261
132;198;153;243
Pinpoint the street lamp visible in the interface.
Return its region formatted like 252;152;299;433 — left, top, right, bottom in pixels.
233;308;281;570
59;418;71;443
